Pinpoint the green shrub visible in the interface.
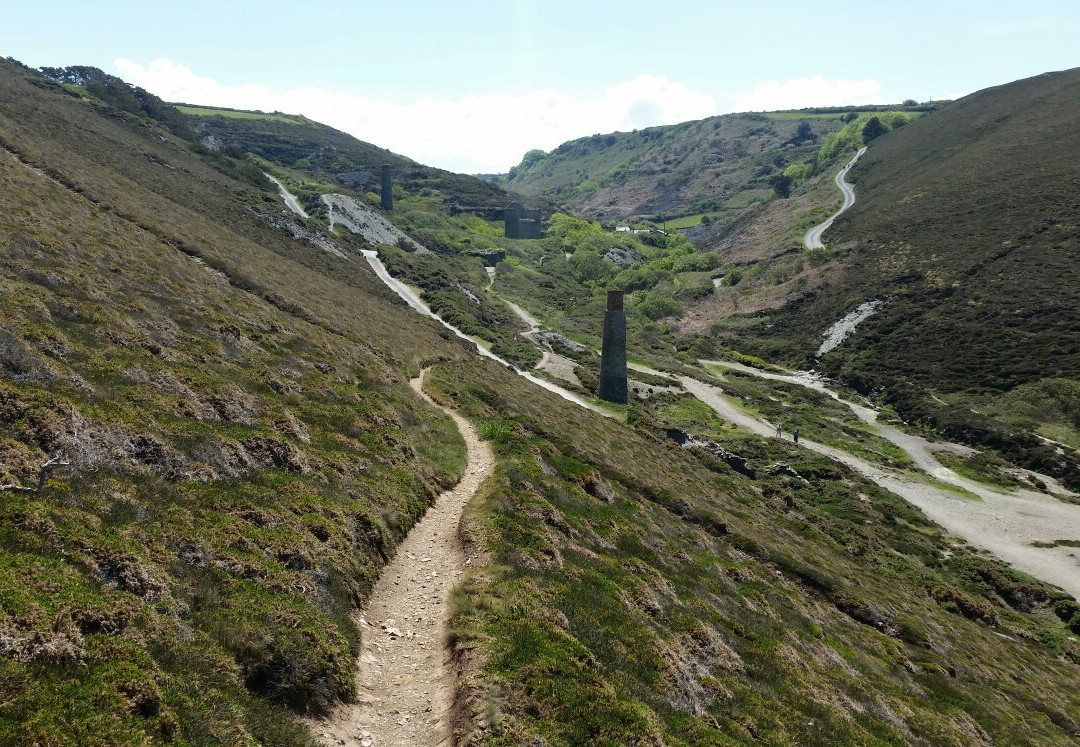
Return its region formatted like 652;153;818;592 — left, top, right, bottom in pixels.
637;293;681;321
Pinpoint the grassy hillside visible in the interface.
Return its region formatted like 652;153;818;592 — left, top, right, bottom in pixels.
0;57;478;743
428;358;1080;745
501;105;935;221
181;104;518;211
703;68;1080;482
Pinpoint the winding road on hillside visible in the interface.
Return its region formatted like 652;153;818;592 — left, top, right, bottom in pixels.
267;175;600;415
696;360;1080;598
359;248;603;414
312;369;494;747
803;146;867;249
362;231;1080;597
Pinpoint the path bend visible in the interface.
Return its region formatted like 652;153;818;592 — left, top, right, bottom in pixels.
804;146;867;249
312;369;494;747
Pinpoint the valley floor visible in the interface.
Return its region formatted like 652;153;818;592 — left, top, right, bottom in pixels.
360;232;1080;599
268;176;1080;744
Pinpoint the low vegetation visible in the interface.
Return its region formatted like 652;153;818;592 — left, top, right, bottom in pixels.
0;58;474;743
682;70;1080;489
428;359;1080;745
4;54;1080;746
501;113;846;220
182;106;519;211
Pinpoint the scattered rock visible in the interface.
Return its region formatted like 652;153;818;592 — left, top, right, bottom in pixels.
241;435;309;473
765;462;803;479
603;245;639;267
667;429;756;478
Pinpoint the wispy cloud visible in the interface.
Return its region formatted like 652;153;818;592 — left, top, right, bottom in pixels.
114;58;716;173
734;75;883;112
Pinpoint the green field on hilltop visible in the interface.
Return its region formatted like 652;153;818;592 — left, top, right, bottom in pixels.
175;104;303;123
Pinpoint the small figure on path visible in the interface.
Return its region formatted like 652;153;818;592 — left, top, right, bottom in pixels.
793;428;800;444
775;422;783;438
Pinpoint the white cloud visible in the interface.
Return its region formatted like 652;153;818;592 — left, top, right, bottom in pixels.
114;58;716;173
734;75;883;112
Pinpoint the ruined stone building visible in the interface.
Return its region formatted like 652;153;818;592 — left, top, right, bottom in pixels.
504;202;543;239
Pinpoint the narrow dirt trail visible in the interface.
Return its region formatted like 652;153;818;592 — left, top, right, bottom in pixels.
264;173;309;218
312;369;494;747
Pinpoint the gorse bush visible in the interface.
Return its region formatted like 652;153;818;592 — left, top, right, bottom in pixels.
816;112;915;165
999;378;1080;430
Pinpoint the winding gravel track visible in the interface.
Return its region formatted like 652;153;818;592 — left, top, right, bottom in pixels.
312;369;494;747
361;250;602;414
697;360;1080;598
265;173;309;218
803;146;867;249
269;183;1080;600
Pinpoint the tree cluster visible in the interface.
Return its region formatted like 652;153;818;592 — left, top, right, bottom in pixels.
40;65;194;139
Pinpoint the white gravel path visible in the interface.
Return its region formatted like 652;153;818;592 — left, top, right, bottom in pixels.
804;146;867;249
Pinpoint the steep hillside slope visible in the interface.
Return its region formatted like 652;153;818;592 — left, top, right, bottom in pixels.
4;57;1080;747
181;104;516;211
504;113;838;220
502;106;934;221
706;68;1080;463
0;58;475;744
432;359;1080;745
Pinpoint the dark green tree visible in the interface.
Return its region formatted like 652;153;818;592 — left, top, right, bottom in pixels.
793;120;814;143
769;173;792;198
862;116;887;143
507;149;547;179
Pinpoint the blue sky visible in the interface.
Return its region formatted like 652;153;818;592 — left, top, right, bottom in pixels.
3;1;1077;171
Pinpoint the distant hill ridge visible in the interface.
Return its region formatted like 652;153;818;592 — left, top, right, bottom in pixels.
707;67;1080;482
180;102;521;211
501;102;941;221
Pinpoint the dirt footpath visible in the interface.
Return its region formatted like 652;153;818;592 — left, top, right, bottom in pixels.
312;369;494;747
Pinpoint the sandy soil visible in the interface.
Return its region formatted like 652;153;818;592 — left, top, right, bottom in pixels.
535;349;580;385
310;370;494;747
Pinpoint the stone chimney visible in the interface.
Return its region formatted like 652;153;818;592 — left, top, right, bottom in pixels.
598;290;628;404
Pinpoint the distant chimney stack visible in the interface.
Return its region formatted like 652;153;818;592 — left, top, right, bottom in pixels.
598;290;628;404
381;164;393;210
